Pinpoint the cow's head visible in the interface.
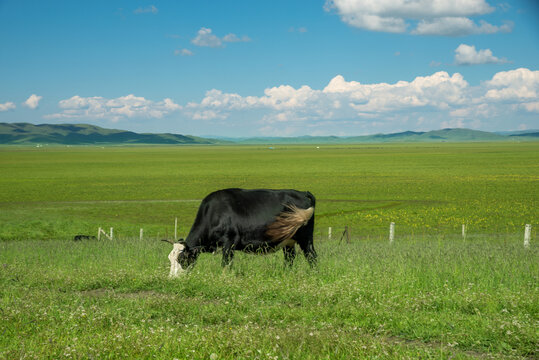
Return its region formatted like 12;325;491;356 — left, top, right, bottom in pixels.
162;239;199;277
177;242;200;270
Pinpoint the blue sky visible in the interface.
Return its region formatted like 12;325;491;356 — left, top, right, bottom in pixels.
0;0;538;137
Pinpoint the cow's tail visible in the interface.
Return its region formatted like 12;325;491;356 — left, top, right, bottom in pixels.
266;204;314;243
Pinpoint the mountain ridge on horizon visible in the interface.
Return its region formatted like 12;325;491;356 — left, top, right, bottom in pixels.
0;122;537;145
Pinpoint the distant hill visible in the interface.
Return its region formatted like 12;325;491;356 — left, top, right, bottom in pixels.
0;123;536;145
0;123;226;145
236;128;510;144
508;131;539;138
495;129;539;136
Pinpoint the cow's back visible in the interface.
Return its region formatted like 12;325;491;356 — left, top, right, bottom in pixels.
188;188;314;244
205;188;313;221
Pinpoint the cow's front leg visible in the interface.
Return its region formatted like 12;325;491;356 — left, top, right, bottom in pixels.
283;245;296;267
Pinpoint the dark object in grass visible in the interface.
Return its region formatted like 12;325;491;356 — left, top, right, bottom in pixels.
73;234;97;241
165;188;317;276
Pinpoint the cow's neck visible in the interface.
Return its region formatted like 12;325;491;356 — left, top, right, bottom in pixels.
185;231;203;249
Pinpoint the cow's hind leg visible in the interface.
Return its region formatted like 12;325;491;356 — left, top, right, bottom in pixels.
295;217;317;267
283;245;296;267
298;241;317;267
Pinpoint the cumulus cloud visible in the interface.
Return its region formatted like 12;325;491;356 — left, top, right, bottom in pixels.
183;68;538;135
454;44;507;65
520;102;539;112
325;0;512;36
174;48;194;56
44;68;538;134
191;27;250;48
483;68;539;102
23;94;42;109
0;102;16;111
134;5;158;14
46;95;181;121
185;71;470;122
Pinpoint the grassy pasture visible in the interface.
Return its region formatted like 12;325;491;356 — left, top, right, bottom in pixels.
1;237;537;359
0;142;538;358
0;143;537;240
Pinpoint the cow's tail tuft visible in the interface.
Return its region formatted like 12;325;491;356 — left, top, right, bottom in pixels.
266;204;314;243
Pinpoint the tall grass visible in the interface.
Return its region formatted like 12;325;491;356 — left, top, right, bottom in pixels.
1;235;537;359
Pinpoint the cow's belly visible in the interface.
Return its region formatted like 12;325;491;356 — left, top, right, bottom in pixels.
237;238;296;254
274;238;296;250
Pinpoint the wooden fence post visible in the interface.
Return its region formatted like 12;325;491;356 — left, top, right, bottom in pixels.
389;222;395;243
328;227;332;240
175;217;178;241
462;224;466;240
140;228;143;241
98;227;111;240
524;224;531;248
339;226;351;244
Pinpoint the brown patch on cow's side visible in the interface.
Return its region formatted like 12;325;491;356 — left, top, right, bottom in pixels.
266;204;314;243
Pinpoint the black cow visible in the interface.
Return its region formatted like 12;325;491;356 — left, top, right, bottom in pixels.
168;188;316;275
73;234;96;241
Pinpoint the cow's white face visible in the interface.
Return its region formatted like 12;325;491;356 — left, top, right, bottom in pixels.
168;242;187;277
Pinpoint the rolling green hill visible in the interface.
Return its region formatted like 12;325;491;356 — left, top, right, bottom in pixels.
0;122;534;145
236;128;512;144
0;122;226;145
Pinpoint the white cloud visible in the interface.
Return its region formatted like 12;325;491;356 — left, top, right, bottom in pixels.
412;18;512;36
450;103;492;118
192;28;222;47
43;68;538;135
186;71;469;123
134;5;158;14
325;0;512;36
289;26;308;33
484;68;539;102
191;27;250;48
192;110;227;120
223;33;251;42
520;102;539;113
23;94;42;109
323;72;469;113
446;68;539;121
46;95;181;121
454;44;507;65
0;102;16;111
183;68;538;135
174;48;194;56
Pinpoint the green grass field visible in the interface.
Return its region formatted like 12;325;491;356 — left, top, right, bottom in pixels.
0;143;537;240
0;143;538;358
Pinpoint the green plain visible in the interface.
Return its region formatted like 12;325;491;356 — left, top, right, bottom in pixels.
0;142;537;240
0;142;537;359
